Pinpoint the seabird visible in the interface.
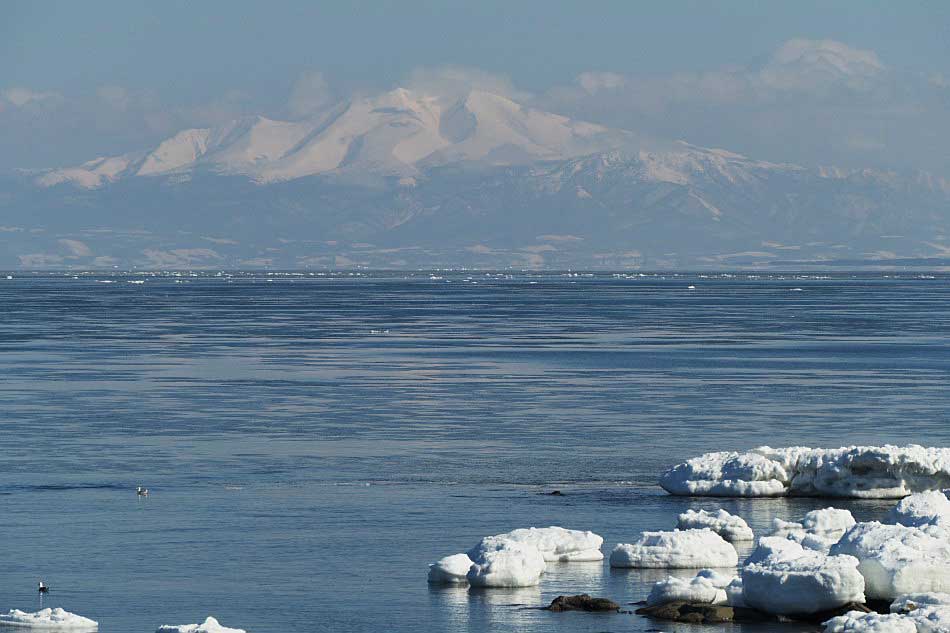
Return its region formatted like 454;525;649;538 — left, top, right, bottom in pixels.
136;486;149;496
38;581;49;593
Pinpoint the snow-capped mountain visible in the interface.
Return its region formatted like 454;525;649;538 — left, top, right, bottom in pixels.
5;87;950;269
34;88;630;188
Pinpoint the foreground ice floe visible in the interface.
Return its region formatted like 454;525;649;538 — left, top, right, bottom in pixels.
830;522;950;600
466;538;547;587
427;553;474;584
770;507;857;553
677;509;754;542
0;609;97;630
742;538;865;614
156;617;245;633
483;526;604;562
824;593;950;632
887;491;950;528
660;445;950;498
646;569;744;607
427;525;603;586
610;529;738;568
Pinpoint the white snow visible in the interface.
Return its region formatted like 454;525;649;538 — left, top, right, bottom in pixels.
646;569;744;607
891;592;950;614
156;617;245;633
427;553;474;584
830;521;950;600
677;509;754;542
0;609;98;630
823;611;918;632
770;508;857;552
742;540;865;614
887;491;950;528
481;526;603;562
466;538;546;587
609;529;738;568
38;88;630;188
825;595;950;632
660;445;950;498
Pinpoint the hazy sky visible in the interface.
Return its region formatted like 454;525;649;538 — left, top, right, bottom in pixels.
3;1;949;173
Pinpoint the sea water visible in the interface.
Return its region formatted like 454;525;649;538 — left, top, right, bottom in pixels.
1;272;949;632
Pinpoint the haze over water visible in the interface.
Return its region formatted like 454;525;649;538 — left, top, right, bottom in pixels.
1;271;948;632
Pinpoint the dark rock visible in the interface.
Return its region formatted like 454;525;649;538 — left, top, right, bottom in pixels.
546;490;565;496
637;600;875;625
547;594;619;612
635;601;771;624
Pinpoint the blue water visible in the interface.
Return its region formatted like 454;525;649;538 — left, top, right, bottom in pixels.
1;271;949;632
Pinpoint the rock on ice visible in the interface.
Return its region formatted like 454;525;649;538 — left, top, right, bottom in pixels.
156;617;245;633
609;529;738;568
483;526;603;562
0;609;98;630
466;538;546;587
660;445;950;498
742;541;865;615
427;553;474;584
646;569;744;607
830;521;950;600
677;509;754;542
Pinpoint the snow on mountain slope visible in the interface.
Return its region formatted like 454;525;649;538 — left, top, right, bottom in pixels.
34;88;631;188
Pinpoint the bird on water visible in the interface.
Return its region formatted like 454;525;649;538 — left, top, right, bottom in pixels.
38;581;49;593
137;486;149;496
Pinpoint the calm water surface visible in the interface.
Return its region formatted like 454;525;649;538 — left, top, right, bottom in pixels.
1;272;949;632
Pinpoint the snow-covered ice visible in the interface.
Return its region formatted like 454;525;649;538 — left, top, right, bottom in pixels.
770;508;856;552
0;609;98;630
156;617;245;633
891;592;950;614
646;569;744;607
823;611;918;632
466;538;546;587
742;540;865;614
830;521;950;600
427;553;474;584
825;594;950;632
887;491;950;528
677;509;754;542
660;445;950;498
480;526;603;562
609;529;738;568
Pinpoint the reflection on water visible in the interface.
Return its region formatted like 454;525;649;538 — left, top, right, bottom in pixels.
0;273;948;633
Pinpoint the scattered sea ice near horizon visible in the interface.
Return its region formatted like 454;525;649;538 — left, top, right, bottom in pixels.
156;617;245;633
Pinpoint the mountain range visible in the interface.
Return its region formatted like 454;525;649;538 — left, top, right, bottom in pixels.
3;87;950;270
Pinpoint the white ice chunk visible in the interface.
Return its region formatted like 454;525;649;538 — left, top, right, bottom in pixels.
0;609;98;630
427;553;474;584
482;526;603;562
609;529;738;568
887;491;950;528
466;538;546;587
661;445;950;498
742;543;865;615
646;569;744;607
770;508;857;553
830;521;950;600
823;611;918;632
156;617;245;633
745;535;814;565
677;509;754;542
